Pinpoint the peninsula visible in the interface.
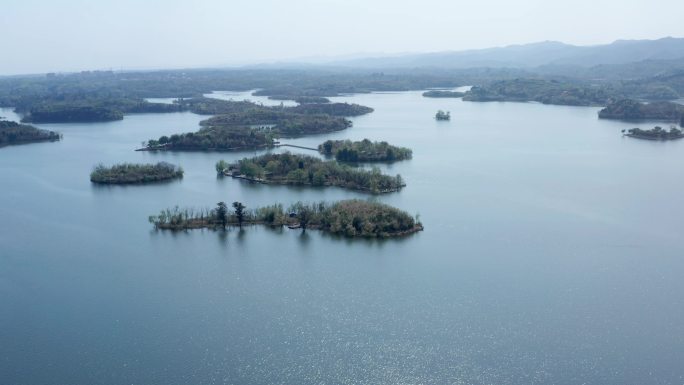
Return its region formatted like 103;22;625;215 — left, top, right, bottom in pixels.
0;120;61;147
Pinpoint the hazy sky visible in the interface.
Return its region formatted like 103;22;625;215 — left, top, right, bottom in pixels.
1;0;682;75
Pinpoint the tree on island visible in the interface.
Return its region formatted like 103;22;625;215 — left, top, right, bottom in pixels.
216;202;228;229
233;201;246;228
216;160;229;175
298;207;312;233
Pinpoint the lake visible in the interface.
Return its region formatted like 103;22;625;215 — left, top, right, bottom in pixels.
1;92;683;385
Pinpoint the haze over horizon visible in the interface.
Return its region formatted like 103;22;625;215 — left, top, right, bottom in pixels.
2;0;682;75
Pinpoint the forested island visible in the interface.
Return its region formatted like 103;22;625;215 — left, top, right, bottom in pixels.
598;99;684;121
90;162;184;184
422;90;465;98
145;127;275;152
0;120;61;147
218;152;405;193
624;126;684;140
148;199;423;238
319;139;412;162
144;98;372;152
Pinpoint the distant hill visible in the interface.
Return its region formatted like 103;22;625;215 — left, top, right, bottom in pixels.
330;37;684;69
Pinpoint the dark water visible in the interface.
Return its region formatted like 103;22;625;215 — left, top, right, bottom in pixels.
1;92;684;385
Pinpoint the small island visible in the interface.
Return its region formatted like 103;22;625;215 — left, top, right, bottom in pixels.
90;162;184;184
148;199;423;238
217;152;405;193
435;110;451;120
623;126;684;141
319;139;412;162
0;120;61;147
423;90;465;98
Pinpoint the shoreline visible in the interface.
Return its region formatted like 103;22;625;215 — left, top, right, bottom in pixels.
223;172;405;194
154;220;424;238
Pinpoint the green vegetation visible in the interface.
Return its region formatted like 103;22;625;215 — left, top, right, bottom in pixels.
148;199;423;238
290;102;373;116
145;99;370;152
294;96;330;104
178;97;257;115
146;126;275;152
435;110;451;120
0;120;61;147
90;162;183;184
1;67;682;118
422;90;465;98
463;78;617;106
201;111;352;137
23;105;124;123
0;69;462;116
624;126;684;140
319;139;412;162
233;201;246;228
16;97;186;123
598;99;684;121
222;152;405;193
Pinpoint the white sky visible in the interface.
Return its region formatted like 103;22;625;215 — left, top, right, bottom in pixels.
1;0;682;75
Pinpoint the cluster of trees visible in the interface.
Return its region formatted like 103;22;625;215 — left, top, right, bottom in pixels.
148;201;255;230
319;139;412;162
290;102;373;116
0;120;61;147
226;152;406;193
422;90;465;98
294;96;330;104
146;126;275;151
201;110;352;137
23;104;124;123
435;110;451;120
625;126;684;140
90;162;183;184
178;98;259;115
598;99;684;121
148;199;423;238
